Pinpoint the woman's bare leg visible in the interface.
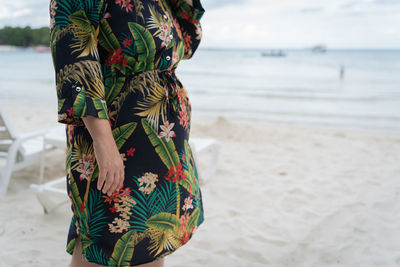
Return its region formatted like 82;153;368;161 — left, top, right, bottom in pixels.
69;236;165;267
70;236;104;267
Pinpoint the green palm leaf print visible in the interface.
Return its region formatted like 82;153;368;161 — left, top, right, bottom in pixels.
110;231;137;266
145;212;180;232
98;20;120;51
69;10;99;59
105;76;126;104
141;118;180;169
112;122;137;150
127;22;156;71
187;206;200;229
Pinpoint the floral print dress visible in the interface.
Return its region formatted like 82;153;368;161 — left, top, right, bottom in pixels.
49;0;205;265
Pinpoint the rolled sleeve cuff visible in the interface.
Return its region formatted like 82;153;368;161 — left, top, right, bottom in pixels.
173;0;205;23
57;83;109;126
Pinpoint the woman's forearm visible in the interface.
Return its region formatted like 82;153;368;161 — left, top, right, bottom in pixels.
82;115;114;144
82;115;125;196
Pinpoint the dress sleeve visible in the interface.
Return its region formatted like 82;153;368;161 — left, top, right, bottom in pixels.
49;0;109;126
172;0;205;60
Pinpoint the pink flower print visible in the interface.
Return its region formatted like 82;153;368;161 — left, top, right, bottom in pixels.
161;23;169;33
172;51;179;65
182;196;193;211
164;85;169;102
77;153;95;181
178;108;189;130
195;23;202;39
179;213;190;233
158;22;172;48
115;0;134;13
158;121;176;142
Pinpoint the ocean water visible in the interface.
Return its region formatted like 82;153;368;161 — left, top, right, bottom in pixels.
0;48;399;132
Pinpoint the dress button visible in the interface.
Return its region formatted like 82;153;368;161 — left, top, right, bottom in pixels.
163;14;168;19
75;86;81;92
166;56;171;61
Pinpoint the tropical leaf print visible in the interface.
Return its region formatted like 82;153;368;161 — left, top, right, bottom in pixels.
71;134;95;179
84;188;109;241
145;225;182;256
98;19;120;51
129;177;176;232
110;230;146;266
55;60;104;99
187;206;200;229
68;187;109;252
104;72;125;98
147;4;174;50
112;122;138;150
145;212;179;232
133;0;145;21
110;231;136;266
135;82;168;128
66;238;76;255
85;244;110;266
127;22;156;71
69;10;100;59
141;118;180;168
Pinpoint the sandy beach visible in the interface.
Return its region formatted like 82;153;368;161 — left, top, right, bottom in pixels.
1;103;400;267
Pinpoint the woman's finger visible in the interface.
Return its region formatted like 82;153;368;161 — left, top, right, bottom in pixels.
103;172;114;196
117;169;125;191
97;168;106;191
109;171;121;195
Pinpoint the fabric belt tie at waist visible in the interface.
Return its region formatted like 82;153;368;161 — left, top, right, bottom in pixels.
122;68;184;115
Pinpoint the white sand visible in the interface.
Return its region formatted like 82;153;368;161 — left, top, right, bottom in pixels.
1;103;400;267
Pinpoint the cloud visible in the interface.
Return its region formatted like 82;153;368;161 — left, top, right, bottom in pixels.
202;0;248;9
0;0;399;48
300;7;324;13
0;0;49;28
200;0;400;48
373;0;400;5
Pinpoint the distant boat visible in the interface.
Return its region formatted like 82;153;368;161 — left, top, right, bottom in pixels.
311;44;327;53
34;45;51;53
261;50;286;57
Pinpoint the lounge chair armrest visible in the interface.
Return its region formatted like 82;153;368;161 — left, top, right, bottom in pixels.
5;128;56;173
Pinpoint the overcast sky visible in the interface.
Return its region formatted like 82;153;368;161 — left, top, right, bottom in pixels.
0;0;399;49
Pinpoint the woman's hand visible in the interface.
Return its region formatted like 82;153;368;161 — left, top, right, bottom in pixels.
82;116;125;196
93;137;125;196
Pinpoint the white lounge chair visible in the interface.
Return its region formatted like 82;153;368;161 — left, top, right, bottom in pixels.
0;106;56;198
30;125;221;214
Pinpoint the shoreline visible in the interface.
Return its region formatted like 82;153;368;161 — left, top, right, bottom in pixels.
1;102;399;139
0;44;50;52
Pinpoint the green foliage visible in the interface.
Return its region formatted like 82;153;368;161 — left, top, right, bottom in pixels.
0;26;50;47
110;231;137;266
129;177;177;232
127;22;156;71
141;118;180;169
146;212;180;232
